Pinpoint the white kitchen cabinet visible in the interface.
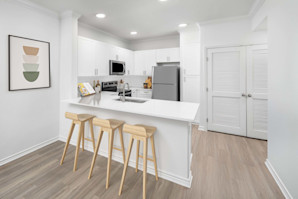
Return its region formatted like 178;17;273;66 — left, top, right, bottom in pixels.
137;89;152;99
94;41;109;76
134;50;156;76
131;88;152;99
124;50;134;75
78;37;97;76
181;43;200;76
182;76;200;103
156;48;180;63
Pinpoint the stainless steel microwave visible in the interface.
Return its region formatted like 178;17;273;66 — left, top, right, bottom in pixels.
109;60;125;75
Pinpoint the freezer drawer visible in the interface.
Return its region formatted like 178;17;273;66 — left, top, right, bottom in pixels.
152;84;179;101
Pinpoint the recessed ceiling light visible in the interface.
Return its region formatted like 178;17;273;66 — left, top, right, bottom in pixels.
96;13;106;18
130;31;138;35
179;23;188;28
159;0;168;2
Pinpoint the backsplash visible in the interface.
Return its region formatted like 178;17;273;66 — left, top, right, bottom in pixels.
78;75;148;88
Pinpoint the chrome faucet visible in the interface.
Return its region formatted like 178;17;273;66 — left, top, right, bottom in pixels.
121;83;130;102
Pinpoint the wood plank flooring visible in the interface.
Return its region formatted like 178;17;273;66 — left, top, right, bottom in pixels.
0;126;284;199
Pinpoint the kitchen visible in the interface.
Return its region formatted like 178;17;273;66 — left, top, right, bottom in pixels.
0;0;297;199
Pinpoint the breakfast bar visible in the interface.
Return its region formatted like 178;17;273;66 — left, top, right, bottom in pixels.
60;92;199;187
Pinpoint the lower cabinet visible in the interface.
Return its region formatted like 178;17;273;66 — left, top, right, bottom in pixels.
131;88;152;99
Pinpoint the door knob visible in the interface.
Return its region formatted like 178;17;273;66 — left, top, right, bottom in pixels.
242;93;247;97
248;94;252;97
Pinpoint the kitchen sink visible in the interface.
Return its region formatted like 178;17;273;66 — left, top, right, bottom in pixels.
114;98;147;103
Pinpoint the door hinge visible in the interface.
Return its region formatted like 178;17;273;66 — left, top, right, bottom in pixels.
206;118;208;122
206;87;208;92
206;57;209;62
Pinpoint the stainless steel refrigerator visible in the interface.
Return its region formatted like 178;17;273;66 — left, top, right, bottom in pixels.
152;66;180;101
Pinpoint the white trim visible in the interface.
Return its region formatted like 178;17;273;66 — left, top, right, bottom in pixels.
198;125;207;132
0;137;59;166
59;136;193;188
265;159;293;199
13;0;59;19
249;0;266;17
199;15;250;26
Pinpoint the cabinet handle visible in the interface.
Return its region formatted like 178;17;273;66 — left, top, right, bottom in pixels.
242;93;247;97
248;94;252;97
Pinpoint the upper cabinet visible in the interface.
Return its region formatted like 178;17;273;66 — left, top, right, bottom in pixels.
180;43;200;76
78;37;96;76
78;36;180;77
78;36;134;76
156;48;180;63
134;50;156;76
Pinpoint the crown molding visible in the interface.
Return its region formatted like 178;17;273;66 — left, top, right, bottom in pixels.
12;0;59;19
78;22;130;44
249;0;266;17
199;15;250;26
60;10;81;20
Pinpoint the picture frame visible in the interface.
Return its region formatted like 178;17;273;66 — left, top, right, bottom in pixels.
8;35;51;91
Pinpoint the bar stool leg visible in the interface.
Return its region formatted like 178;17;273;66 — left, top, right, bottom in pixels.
136;140;140;172
143;138;148;199
74;122;83;171
89;119;96;151
60;121;75;165
81;122;85;152
88;129;104;179
119;136;134;196
150;136;158;181
106;130;114;189
118;126;126;163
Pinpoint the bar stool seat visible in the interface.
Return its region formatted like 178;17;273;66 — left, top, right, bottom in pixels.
88;118;126;189
77;114;95;122
60;112;96;172
119;124;158;199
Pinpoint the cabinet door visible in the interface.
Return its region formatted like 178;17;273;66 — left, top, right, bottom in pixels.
183;76;200;103
124;49;134;75
95;41;109;76
156;48;180;63
145;50;156;76
246;45;268;140
181;43;200;76
207;47;247;136
78;37;96;76
134;51;145;75
134;50;156;76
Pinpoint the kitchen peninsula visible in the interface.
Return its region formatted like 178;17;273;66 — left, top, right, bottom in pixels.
60;92;199;187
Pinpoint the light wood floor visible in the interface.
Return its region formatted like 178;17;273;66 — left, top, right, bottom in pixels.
0;126;284;199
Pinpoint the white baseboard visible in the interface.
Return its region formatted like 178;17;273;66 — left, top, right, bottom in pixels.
198;125;207;131
59;136;193;188
0;136;59;166
265;159;293;199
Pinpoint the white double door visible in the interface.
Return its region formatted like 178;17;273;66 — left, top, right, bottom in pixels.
207;45;268;140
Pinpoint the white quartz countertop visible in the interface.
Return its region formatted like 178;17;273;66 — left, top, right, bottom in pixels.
64;92;199;122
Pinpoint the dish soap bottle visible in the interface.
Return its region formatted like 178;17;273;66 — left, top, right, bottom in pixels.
95;80;101;93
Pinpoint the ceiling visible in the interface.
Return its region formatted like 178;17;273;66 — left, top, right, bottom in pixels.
29;0;256;41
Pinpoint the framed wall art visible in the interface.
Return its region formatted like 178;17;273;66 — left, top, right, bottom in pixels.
8;35;51;91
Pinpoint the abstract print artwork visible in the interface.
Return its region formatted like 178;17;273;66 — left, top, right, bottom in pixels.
9;35;50;91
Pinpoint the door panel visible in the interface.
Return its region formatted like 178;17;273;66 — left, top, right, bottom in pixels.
247;45;268;140
207;47;246;136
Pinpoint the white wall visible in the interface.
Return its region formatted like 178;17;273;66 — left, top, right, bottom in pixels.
199;17;267;131
267;0;298;198
128;34;180;51
0;1;60;164
78;22;130;49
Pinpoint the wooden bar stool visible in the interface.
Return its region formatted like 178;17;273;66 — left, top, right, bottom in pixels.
88;117;126;189
119;124;158;199
60;112;96;172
